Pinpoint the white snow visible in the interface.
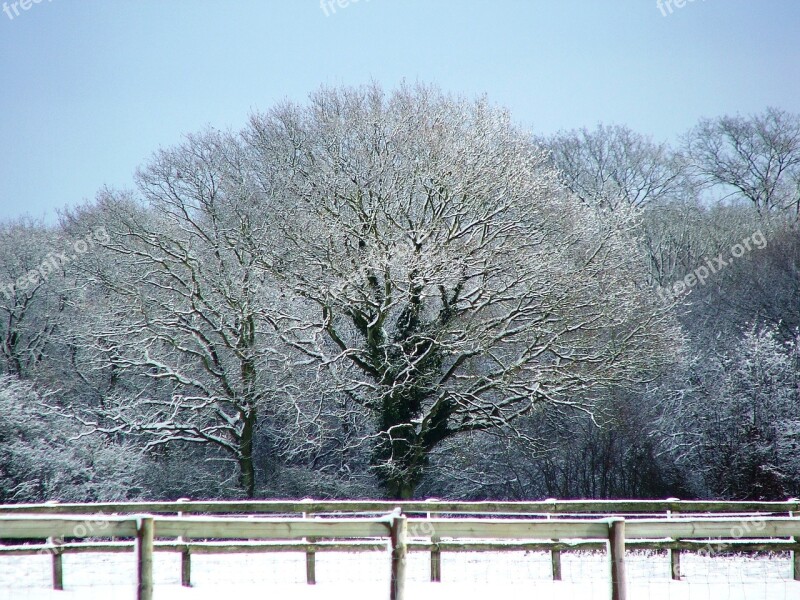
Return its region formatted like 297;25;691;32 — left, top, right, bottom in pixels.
3;550;800;600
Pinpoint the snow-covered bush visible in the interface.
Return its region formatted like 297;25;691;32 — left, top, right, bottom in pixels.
0;376;147;502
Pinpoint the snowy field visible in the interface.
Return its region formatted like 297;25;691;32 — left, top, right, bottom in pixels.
3;550;800;600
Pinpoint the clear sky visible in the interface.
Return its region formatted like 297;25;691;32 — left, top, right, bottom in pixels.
1;0;799;221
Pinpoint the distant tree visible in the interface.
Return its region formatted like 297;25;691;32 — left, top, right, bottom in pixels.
0;219;64;378
685;108;800;217
0;375;145;502
541;124;690;211
246;84;681;498
638;200;728;290
660;325;800;500
419;390;685;501
712;223;800;340
75;132;299;498
668;212;798;344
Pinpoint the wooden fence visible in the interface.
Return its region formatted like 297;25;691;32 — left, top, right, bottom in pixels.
3;497;800;516
3;500;800;599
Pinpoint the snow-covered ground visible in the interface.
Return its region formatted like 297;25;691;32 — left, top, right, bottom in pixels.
3;550;800;600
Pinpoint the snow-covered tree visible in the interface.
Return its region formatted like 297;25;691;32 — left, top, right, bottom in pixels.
0;219;66;378
685;107;800;217
246;83;681;498
75;132;299;498
661;325;800;499
0;375;145;501
541;124;690;211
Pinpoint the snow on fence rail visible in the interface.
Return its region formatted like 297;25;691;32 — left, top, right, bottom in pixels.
3;504;800;599
3;497;800;516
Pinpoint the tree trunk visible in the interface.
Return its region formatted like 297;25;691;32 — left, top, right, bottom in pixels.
395;482;416;500
377;432;425;500
239;408;256;498
385;476;419;500
238;321;258;499
374;392;455;500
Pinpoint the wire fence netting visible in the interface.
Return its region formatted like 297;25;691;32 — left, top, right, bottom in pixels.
2;547;800;599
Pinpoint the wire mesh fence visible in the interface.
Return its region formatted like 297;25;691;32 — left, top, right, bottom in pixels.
4;548;800;600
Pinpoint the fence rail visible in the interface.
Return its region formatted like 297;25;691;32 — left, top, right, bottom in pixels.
3;501;800;599
2;498;800;516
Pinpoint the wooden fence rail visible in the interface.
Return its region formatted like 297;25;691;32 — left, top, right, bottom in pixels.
0;513;403;600
3;509;800;599
2;498;800;516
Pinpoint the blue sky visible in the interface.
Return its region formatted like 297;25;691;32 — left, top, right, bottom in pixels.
1;0;799;221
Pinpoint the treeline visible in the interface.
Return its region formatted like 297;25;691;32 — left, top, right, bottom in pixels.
1;84;798;501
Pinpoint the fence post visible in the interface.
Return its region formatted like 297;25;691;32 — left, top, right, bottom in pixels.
670;548;681;581
177;498;191;587
427;499;441;583
390;509;407;600
551;547;562;581
302;509;317;585
181;548;192;588
136;516;154;600
48;537;63;591
546;513;561;581
793;544;800;582
608;518;627;600
789;500;800;581
666;498;680;580
306;538;317;585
